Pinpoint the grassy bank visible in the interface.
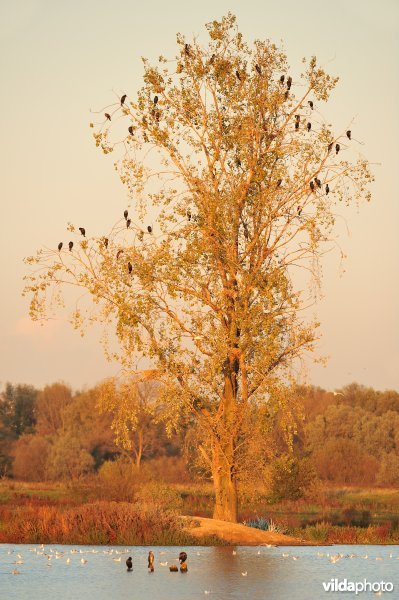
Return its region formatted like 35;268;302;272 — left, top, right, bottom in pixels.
1;481;399;545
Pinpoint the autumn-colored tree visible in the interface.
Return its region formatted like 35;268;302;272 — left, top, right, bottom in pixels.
12;434;51;481
24;14;373;521
98;379;163;469
35;382;73;436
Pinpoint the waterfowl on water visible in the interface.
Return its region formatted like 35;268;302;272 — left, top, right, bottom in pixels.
126;556;133;571
148;550;155;572
179;551;187;564
169;565;178;572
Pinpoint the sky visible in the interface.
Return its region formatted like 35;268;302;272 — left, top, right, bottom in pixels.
0;0;398;392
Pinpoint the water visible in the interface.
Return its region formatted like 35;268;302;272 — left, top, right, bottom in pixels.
1;544;398;599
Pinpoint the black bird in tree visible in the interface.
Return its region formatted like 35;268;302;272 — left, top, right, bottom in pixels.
128;126;134;136
327;142;333;154
128;262;133;274
124;210;128;220
209;53;216;64
235;158;241;167
284;91;289;100
120;94;127;106
126;218;131;228
307;122;311;132
308;100;314;109
310;181;315;192
276;178;282;188
279;74;285;84
126;557;133;571
287;76;292;90
187;209;191;221
295;121;299;130
79;227;86;237
154;95;159;105
103;237;109;248
325;184;330;195
147;225;152;233
255;64;261;75
184;43;191;56
104;113;111;121
116;250;123;260
235;70;241;81
297;206;302;216
315;177;322;188
335;143;340;155
148;551;155;572
58;242;63;251
295;115;300;122
68;241;73;251
346;130;351;140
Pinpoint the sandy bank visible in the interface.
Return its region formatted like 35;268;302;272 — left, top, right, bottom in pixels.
181;516;310;546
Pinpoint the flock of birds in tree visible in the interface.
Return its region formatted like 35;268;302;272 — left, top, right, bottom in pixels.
78;58;355;264
57;210;153;277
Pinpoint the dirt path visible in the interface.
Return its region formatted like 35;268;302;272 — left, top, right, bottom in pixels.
181;516;309;546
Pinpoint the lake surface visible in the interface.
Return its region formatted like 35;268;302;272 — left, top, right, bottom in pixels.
1;544;398;599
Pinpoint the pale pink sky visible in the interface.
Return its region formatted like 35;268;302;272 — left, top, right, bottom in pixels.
1;0;398;391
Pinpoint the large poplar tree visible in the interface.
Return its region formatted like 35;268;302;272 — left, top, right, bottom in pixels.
24;14;372;521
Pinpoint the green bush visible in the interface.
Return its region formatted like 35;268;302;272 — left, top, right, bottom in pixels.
266;454;316;502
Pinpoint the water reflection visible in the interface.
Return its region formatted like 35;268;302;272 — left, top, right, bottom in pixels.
1;544;399;600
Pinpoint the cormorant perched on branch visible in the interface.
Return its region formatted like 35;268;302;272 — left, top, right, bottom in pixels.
58;242;63;251
335;143;340;155
327;142;333;154
308;100;314;109
276;179;282;188
79;227;86;237
295;121;299;130
287;76;292;90
184;43;191;56
104;113;111;121
187;209;191;221
128;262;133;274
255;64;261;75
307;122;311;132
326;184;330;195
116;250;123;260
297;206;302;216
346;130;351;140
128;126;134;136
126;218;131;228
103;237;109;248
147;225;152;233
235;70;241;81
310;181;315;192
154;95;159;105
279;75;285;84
120;94;127;106
126;557;133;571
315;177;322;188
68;241;73;251
124;210;128;220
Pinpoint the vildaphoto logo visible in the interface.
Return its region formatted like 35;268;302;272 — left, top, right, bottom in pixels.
322;579;394;594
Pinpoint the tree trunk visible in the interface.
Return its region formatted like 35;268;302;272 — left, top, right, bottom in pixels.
211;368;238;522
212;445;238;522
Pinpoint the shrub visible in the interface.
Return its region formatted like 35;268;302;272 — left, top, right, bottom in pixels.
266;455;316;502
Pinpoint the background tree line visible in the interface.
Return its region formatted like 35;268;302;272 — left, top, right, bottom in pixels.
1;381;398;492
